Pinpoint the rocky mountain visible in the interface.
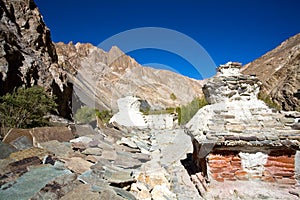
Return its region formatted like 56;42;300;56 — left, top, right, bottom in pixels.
0;0;72;118
242;33;300;111
55;42;204;111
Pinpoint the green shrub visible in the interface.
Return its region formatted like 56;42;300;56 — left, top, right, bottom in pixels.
170;93;177;101
258;91;281;111
75;106;96;124
178;97;208;125
0;86;57;129
95;109;113;125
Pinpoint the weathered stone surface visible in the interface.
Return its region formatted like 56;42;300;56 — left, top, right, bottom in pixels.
9;147;49;161
98;188;125;200
60;184;100;200
31;127;74;146
63;157;93;174
117;137;138;149
151;185;176;200
107;170;134;184
70;136;93;144
3;129;33;144
82;148;102;156
31;173;81;200
39;140;72;157
0;165;71;200
0;141;17;159
9;136;33;150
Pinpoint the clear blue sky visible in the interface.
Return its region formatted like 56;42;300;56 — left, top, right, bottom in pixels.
35;0;300;79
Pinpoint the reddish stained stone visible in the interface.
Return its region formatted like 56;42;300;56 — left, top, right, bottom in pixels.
229;169;239;174
209;162;228;168
268;156;294;164
263;170;272;177
261;176;275;182
215;177;225;182
210;167;223;173
226;178;237;181
234;170;249;180
211;173;220;180
265;160;294;169
231;161;242;167
232;156;241;161
273;171;294;177
266;166;294;174
220;172;235;179
276;178;297;185
208;154;233;162
251;175;262;180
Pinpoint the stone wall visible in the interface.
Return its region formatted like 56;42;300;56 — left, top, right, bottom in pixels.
205;151;297;185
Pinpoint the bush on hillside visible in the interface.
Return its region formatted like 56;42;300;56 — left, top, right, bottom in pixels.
258;91;281;111
75;106;96;124
95;109;113;125
0;86;57;129
178;97;208;125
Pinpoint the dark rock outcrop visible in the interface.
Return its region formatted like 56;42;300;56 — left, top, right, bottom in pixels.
0;0;72;118
242;33;300;111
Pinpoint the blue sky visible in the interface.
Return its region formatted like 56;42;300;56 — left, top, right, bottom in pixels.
35;0;300;79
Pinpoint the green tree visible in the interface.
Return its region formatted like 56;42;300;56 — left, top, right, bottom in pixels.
75;106;96;124
0;86;57;129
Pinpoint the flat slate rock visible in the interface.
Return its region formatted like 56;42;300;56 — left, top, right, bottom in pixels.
9;136;33;150
60;184;100;200
0;141;17;159
0;165;71;200
39;140;72;158
63;157;93;174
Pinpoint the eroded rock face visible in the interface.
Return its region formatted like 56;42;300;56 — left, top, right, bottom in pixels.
242;33;300;111
0;0;72;118
55;42;204;111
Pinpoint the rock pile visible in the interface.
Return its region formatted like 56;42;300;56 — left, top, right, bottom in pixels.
0;123;201;199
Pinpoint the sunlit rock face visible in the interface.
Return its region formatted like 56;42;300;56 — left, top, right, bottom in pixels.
55;42;205;111
242;33;300;111
0;0;72;118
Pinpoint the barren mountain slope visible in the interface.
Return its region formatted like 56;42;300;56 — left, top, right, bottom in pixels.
242;33;300;111
56;42;204;111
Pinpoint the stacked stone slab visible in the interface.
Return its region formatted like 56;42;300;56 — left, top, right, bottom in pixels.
186;62;300;186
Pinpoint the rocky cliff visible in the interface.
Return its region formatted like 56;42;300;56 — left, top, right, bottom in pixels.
55;42;204;111
242;33;300;111
0;0;72;118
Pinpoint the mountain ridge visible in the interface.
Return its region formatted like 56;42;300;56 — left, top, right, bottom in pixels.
242;33;300;111
55;41;205;111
